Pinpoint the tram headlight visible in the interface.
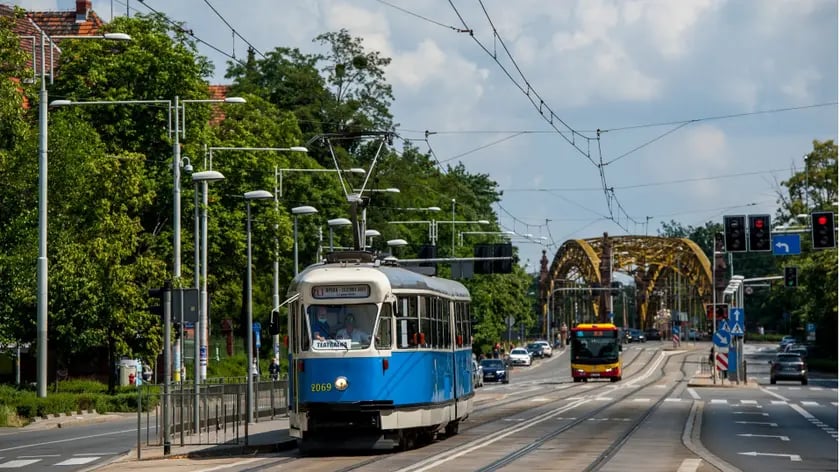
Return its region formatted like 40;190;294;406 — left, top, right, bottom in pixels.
335;376;349;391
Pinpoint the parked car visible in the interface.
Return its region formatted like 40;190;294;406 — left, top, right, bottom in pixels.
627;329;646;343
644;328;661;341
526;342;544;359
508;348;532;366
534;340;553;357
480;358;510;383
472;359;484;388
769;353;808;385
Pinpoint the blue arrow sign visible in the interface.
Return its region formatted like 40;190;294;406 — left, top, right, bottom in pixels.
729;308;745;337
772;234;801;256
714;329;730;347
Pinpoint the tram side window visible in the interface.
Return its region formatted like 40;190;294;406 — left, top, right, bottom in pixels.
376;304;393;350
419;296;431;348
396;296;418;349
289;301;298;353
299;304;310;351
443;301;451;348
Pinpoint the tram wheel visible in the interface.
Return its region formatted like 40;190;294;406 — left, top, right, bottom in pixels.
397;431;416;451
444;420;460;436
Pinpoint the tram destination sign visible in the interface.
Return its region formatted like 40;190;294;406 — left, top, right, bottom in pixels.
312;284;370;299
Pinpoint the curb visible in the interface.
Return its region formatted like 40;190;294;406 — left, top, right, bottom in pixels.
681;400;741;472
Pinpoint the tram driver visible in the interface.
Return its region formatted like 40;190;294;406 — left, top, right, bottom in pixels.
310;306;331;341
336;313;370;343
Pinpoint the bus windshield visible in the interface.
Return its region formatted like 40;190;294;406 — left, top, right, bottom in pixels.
307;303;377;350
571;334;620;364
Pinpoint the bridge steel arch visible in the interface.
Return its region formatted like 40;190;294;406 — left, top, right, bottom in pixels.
543;235;712;328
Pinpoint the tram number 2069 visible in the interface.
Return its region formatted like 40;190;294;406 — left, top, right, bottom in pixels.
311;383;332;392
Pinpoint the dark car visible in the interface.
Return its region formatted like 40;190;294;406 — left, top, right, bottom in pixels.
770;353;808;385
480;358;510;384
626;329;646;343
526;342;544;359
644;328;661;341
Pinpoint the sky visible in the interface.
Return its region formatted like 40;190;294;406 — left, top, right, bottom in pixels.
19;0;839;272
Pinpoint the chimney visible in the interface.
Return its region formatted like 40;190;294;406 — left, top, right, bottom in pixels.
76;0;91;23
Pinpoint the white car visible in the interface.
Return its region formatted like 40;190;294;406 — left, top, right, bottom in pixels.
508;348;532;366
534;340;553;357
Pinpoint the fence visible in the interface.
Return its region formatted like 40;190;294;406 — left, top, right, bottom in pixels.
136;377;288;449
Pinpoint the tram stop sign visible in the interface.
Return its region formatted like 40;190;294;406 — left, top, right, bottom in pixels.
506;315;516;328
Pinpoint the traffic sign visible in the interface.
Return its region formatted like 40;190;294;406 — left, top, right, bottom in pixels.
714;328;730;348
715;352;728;371
505;315;516;327
772;234;801;256
729;308;745;336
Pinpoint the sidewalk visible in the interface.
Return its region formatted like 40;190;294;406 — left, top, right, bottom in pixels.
93;416;296;471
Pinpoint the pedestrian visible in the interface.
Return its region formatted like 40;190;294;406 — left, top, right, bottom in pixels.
269;357;280;381
493;342;500;359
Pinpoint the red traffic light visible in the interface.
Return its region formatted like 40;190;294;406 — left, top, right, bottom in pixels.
818;216;828;225
754;219;764;229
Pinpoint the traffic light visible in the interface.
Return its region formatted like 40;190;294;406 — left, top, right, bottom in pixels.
748;214;771;251
705;303;729;321
269;309;280;336
811;211;836;249
723;215;747;252
784;267;798;288
148;287;165;320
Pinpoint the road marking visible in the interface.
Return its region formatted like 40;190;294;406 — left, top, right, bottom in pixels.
759;387;790;402
530;398;550;402
0;428;137;453
195;458;263;472
0;460;41;468
765;386;777;390
594;397;613;401
790;403;815;419
809;387;823;391
738;451;801;461
733;412;768;416
801;401;819;406
687;388;701;400
771;400;787;405
833;402;838;406
711;399;727;404
737;433;789;441
735;421;777;427
676;458;702;472
633;398;651;402
17;455;59;458
787;387;801;390
55;457;99;466
665;398;682;402
740;400;758;405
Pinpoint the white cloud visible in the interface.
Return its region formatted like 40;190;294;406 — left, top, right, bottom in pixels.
779;68;822;102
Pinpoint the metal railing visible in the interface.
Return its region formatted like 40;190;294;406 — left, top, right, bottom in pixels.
137;378;288;448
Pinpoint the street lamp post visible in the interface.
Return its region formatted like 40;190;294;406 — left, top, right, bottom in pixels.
244;190;273;433
328;218;352;250
365;229;381;250
34;31;132;398
206;146;309;366
292;206;319;276
191;170;224;423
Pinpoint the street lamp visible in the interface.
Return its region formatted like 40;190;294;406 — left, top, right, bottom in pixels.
458;231;516;245
192;171;225;385
244;189;273;430
365;229;381;249
328;218;352;250
34;31;132;398
387;238;408;258
292;206;319;276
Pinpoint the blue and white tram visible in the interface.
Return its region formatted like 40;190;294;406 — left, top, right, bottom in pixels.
285;252;474;450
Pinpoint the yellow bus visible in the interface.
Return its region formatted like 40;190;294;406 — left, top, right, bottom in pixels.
570;323;622;382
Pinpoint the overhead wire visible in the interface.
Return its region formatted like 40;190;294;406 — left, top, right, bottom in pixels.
201;0;267;59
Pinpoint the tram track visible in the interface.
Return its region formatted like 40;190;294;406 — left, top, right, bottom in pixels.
304;342;684;472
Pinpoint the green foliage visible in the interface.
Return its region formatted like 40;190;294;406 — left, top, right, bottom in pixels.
0;382;158;422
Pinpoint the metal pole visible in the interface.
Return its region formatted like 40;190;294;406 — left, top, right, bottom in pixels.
173;96;181;280
200;181;209;381
329;228;335;251
193;183;200;432
712;237;717;385
451;199;456;256
246;201;255;429
273;167;281;362
293;215;299;276
36;31;49;398
163;283;172;455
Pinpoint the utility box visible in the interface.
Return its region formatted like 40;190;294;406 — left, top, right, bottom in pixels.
118;358;138;386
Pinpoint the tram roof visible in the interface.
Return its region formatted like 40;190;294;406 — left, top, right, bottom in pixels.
289;261;470;299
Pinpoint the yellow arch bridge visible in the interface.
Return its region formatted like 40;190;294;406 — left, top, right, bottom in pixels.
539;234;713;334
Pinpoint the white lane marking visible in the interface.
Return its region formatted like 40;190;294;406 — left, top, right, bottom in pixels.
733;412;769;416
765;386;778;390
832;402;838;406
801;401;820;406
787;387;801;390
740;400;758;405
676;458;702;472
809;387;824;391
401;399;588;472
633;398;651;402
0;460;41;468
195;458;263;472
711;399;727;404
665;398;682;402
594;397;613;401
17;455;59;458
55;457;99;466
771;400;787;405
760;387;791;402
530;398;550;402
0;428;137;453
735;421;777;427
687;388;701;400
737;433;790;441
738;451;801;461
790;403;815;419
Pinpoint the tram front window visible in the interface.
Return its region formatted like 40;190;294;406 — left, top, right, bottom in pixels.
307;304;377;350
